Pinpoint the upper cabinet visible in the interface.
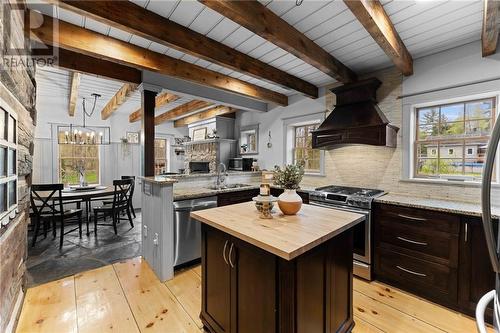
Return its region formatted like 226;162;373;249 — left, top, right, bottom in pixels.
239;124;259;155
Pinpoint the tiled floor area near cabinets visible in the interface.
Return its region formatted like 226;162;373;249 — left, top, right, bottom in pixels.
16;257;488;333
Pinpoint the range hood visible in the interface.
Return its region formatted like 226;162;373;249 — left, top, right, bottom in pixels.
312;78;398;149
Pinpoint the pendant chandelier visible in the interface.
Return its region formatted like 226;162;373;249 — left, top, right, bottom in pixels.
57;93;111;145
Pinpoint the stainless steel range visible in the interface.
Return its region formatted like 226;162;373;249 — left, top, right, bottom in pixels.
309;185;385;280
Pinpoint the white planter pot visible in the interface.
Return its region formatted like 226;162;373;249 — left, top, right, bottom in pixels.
278;189;303;215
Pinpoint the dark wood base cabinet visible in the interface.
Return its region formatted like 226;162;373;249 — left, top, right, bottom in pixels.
374;203;497;323
201;224;354;333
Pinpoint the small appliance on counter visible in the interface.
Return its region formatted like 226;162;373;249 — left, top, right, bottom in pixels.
228;157;255;171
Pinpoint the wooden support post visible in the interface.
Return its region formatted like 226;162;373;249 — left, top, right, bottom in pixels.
141;87;158;177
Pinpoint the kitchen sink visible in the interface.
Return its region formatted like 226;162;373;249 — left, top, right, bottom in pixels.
205;184;252;190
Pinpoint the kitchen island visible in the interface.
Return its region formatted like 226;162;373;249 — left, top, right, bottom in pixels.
191;202;365;333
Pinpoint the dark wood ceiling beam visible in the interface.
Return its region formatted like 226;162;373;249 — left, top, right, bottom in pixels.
33;48;142;84
28;13;288;106
47;0;318;98
482;0;500;57
199;0;357;83
174;105;236;127
344;0;413;76
129;92;179;123
155;100;213;125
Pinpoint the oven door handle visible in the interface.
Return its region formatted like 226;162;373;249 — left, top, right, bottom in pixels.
309;201;369;215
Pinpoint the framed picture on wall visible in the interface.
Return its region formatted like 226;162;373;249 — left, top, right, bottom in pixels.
192;127;207;141
126;131;139;144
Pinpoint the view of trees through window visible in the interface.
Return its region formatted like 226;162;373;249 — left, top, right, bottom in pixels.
155;138;167;175
59;132;99;184
415;97;496;181
293;124;320;173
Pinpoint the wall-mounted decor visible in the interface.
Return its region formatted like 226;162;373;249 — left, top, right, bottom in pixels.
192;127;207;141
126;131;139;144
239;124;259;155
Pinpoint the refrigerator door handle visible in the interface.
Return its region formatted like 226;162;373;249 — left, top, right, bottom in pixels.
482;117;500;273
476;290;495;333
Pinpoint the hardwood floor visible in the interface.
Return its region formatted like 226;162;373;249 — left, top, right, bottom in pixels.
16;257;488;333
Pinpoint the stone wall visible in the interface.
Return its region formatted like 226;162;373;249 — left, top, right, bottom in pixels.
0;1;37;331
184;142;218;174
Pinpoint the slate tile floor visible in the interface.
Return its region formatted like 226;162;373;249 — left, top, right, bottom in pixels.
26;211;142;287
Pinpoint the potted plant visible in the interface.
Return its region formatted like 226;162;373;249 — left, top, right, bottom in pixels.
273;162;305;215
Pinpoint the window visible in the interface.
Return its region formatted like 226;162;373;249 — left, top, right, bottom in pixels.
293;124;321;173
414;97;496;181
0;104;17;227
58;133;99;184
154;138;167;175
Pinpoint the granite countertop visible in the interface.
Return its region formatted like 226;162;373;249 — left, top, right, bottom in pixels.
190;202;364;260
375;193;500;219
173;183;317;201
167;171;262;179
140;176;178;184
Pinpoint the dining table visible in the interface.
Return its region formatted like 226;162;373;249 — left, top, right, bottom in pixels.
36;185;116;234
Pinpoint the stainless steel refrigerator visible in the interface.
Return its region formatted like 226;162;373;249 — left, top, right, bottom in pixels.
478;116;500;333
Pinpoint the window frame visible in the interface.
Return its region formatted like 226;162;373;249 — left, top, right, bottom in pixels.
0;98;18;228
292;123;321;174
58;137;101;185
282;112;325;176
154;137;168;175
410;93;499;184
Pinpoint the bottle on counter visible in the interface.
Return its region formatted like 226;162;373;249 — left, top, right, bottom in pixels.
260;183;270;196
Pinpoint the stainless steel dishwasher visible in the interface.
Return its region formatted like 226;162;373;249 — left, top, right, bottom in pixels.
173;196;218;267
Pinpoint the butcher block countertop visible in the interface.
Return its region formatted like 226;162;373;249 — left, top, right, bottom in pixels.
190;202;364;260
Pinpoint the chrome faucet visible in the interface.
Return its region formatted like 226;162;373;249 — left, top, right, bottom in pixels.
216;162;227;188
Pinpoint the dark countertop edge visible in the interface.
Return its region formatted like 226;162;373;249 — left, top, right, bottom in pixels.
374;194;500;219
173;184;315;201
166;171;262;179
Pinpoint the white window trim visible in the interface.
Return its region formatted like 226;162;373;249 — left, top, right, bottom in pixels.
405;91;500;185
0;96;18;227
282;112;325;176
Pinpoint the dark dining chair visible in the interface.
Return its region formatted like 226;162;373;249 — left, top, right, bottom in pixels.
102;175;136;218
30;184;83;248
93;178;134;235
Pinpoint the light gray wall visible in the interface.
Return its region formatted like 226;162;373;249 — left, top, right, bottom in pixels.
236;41;500;203
33;94;189;208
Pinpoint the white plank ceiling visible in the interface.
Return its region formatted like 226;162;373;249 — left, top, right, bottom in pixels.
32;0;486;121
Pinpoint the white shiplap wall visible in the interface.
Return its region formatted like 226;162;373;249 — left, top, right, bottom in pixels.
29;0;486;99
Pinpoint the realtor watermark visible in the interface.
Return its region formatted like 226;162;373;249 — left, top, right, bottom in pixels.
1;2;58;71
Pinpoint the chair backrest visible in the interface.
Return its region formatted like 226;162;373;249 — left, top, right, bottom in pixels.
111;178;133;209
30;184;64;218
121;176;135;196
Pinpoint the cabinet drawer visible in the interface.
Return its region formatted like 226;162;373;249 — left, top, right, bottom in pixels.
375;246;457;305
376;204;460;235
217;189;259;207
378;223;458;266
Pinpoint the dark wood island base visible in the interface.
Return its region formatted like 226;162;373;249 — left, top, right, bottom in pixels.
200;224;355;333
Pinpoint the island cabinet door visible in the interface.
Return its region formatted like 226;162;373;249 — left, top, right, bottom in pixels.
201;226;232;333
230;238;277;333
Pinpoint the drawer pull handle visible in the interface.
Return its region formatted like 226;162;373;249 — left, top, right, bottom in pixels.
223;240;229;265
397;214;427;222
228;243;235;268
396;265;427;277
397;236;428;246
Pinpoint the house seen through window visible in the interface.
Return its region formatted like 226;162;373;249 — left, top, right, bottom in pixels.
293;124;320;173
414;97;496;181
